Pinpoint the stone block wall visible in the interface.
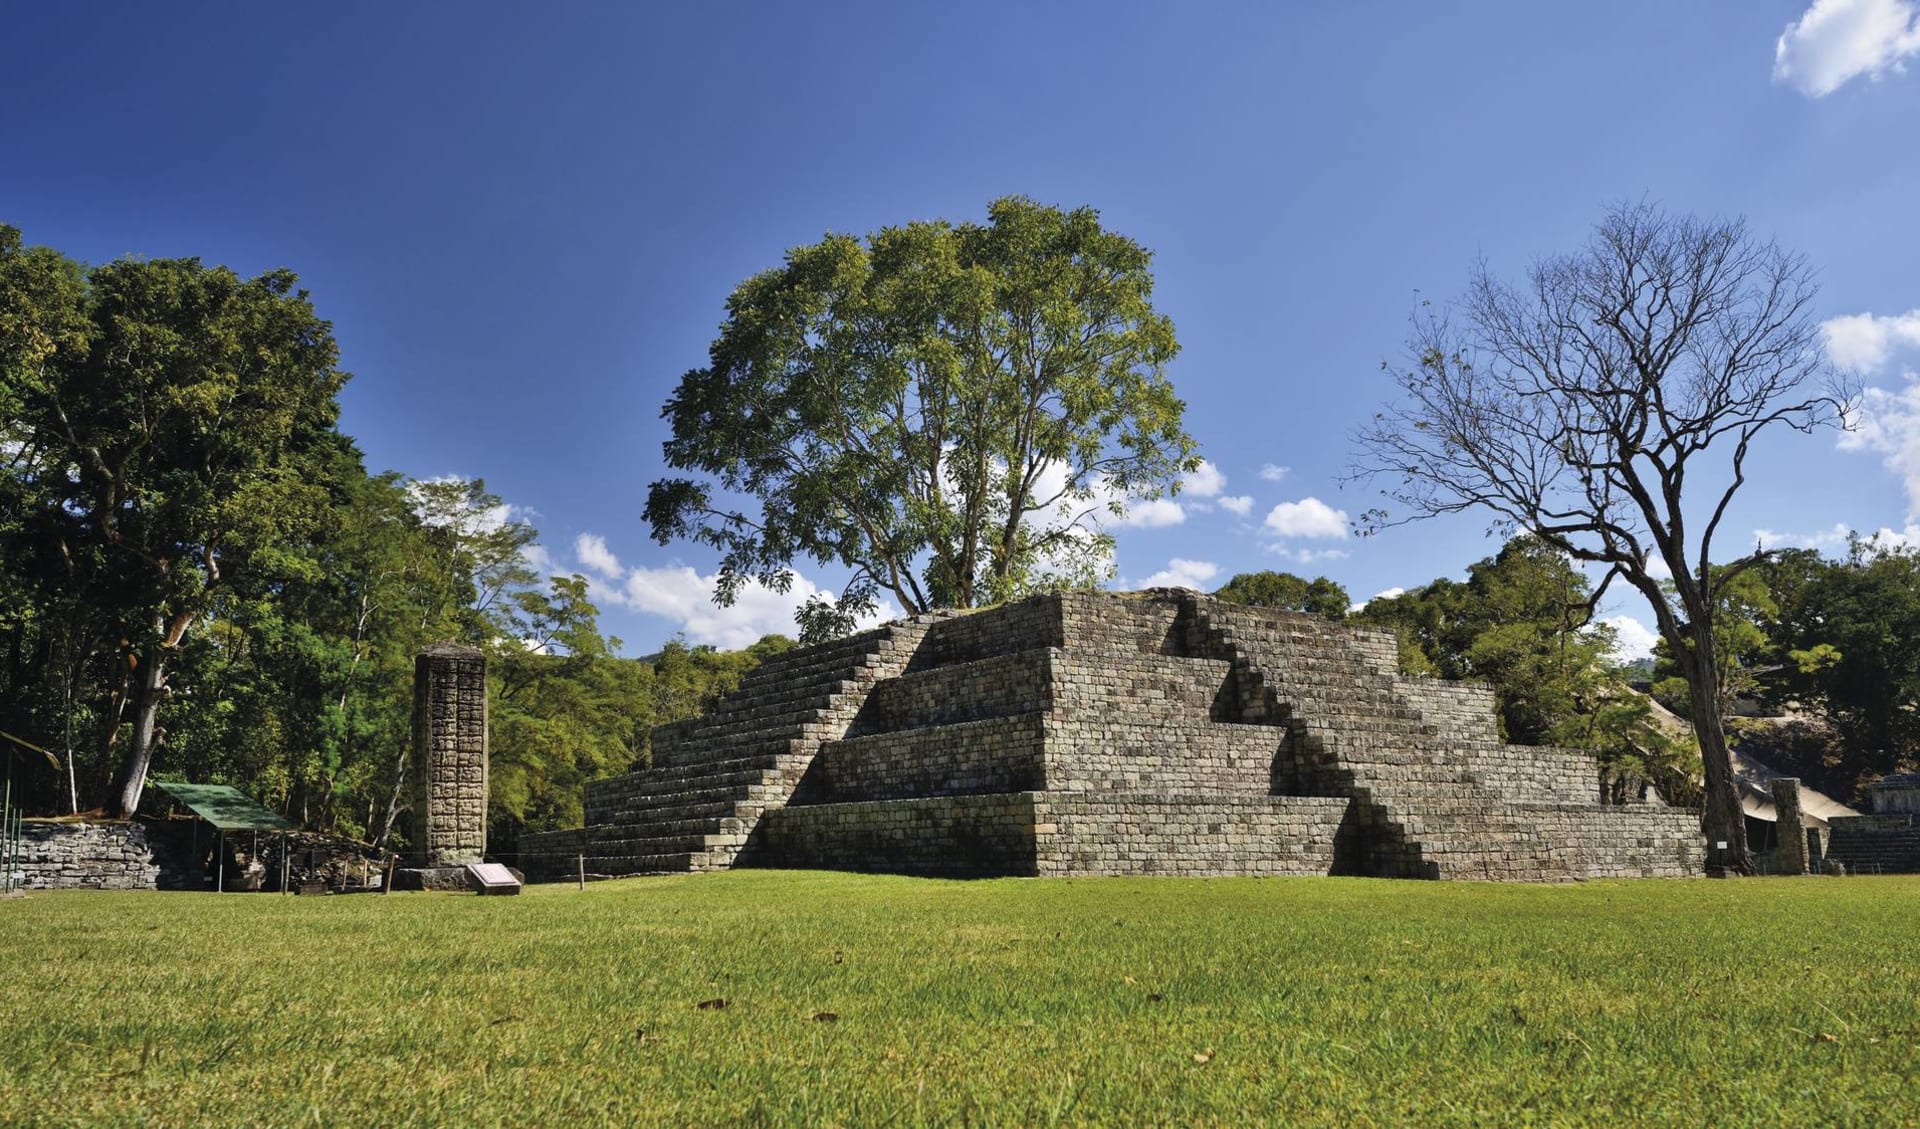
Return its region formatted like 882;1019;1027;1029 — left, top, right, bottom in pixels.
1454;743;1601;805
849;646;1054;735
411;643;488;867
807;714;1048;802
1033;795;1349;877
13;821;162;890
1826;813;1920;873
1392;679;1502;743
906;601;1061;671
1058;591;1186;656
753;793;1040;877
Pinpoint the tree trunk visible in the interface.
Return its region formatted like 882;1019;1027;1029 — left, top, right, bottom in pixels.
105;623;169;819
1679;644;1752;876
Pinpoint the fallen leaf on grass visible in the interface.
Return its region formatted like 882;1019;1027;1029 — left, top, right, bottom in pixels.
812;1012;839;1023
696;998;729;1010
1122;976;1137;985
488;1015;520;1026
1192;1048;1214;1065
1815;1032;1840;1044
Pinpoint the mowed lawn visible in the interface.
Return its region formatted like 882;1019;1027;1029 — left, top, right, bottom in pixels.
3;873;1917;1127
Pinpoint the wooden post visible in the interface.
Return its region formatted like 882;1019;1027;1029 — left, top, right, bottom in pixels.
216;830;225;893
577;853;586;891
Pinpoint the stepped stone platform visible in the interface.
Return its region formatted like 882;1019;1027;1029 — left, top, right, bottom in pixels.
521;591;1704;881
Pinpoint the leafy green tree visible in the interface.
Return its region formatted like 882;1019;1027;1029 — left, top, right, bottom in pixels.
1;233;352;817
1211;571;1350;619
646;197;1196;631
1764;539;1920;792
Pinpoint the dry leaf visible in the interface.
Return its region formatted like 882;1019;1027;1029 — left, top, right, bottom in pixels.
1816;1032;1840;1043
1122;976;1137;985
812;1012;839;1023
1192;1047;1214;1065
696;998;729;1011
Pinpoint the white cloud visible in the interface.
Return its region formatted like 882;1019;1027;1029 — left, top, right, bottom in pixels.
1774;0;1920;97
1134;557;1220;591
1823;310;1920;372
1218;495;1254;517
604;564;896;650
1756;521;1920;554
1182;460;1226;498
1348;586;1405;614
1113;496;1187;528
1258;464;1291;483
521;543;560;576
1597;615;1661;665
1838;373;1920;516
574;532;623;578
1265;546;1350;565
1754;522;1856;552
1263;497;1350;540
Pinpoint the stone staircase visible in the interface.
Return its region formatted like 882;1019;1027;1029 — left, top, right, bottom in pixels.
519;618;937;876
1183;596;1699;880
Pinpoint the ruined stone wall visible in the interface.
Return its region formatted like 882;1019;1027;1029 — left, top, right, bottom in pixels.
1392;679;1502;743
753;793;1040;877
1454;744;1600;805
849;647;1054;736
411;644;488;867
1033;795;1348;877
13;822;162;890
1827;813;1920;873
808;714;1048;802
906;600;1060;671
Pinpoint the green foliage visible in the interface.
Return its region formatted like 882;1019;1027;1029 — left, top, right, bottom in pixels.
0;224;681;849
5;874;1918;1124
1211;571;1349;619
1761;539;1920;792
646;196;1196;632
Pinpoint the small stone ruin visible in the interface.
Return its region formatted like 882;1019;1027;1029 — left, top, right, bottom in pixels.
522;591;1704;881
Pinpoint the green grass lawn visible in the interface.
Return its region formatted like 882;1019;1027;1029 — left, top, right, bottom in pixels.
3;873;1917;1127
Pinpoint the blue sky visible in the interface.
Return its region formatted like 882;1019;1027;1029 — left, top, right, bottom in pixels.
5;1;1920;656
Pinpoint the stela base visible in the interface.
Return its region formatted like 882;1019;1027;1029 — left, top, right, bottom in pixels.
393;866;472;892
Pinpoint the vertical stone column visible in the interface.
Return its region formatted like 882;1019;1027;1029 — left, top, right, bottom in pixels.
412;643;488;867
1772;777;1808;875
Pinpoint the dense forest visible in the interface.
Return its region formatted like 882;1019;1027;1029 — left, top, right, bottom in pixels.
0;225;788;855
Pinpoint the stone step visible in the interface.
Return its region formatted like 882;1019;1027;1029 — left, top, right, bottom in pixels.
849;647;1056;736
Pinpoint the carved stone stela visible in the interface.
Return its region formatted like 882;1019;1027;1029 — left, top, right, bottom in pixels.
411;643;488;868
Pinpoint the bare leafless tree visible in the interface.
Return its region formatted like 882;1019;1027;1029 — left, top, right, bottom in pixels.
1351;203;1854;875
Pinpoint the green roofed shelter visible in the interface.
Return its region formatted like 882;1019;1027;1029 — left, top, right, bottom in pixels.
152;782;296;831
151;782;297;893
